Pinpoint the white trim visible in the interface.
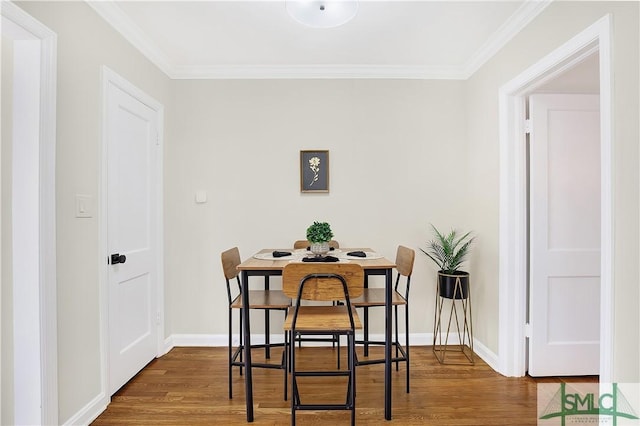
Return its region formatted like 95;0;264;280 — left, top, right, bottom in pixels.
498;92;529;377
61;331;498;422
99;66;165;402
12;36;42;426
1;2;58;424
60;391;108;426
87;1;174;77
170;64;467;80
154;106;166;363
498;15;613;378
463;0;552;78
38;16;58;426
165;333;499;370
596;16;613;384
86;0;548;80
472;338;500;373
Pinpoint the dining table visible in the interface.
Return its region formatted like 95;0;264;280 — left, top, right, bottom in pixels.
237;247;396;422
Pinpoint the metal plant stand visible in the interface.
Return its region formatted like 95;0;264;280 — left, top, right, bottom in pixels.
433;272;474;364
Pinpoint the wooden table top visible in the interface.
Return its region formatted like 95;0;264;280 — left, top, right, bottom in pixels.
237;248;396;271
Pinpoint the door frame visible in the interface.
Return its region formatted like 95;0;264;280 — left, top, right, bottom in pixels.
1;2;58;424
99;66;165;400
497;15;613;379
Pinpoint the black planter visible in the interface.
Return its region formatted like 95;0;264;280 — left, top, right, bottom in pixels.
437;271;469;299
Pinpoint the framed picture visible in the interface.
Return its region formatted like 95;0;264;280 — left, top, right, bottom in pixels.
300;150;329;193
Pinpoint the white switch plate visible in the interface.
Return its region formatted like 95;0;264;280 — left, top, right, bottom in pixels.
195;190;207;204
75;194;93;218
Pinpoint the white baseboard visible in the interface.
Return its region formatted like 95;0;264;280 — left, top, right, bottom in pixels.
166;333;286;348
68;332;501;425
471;338;500;371
61;391;108;426
164;332;500;372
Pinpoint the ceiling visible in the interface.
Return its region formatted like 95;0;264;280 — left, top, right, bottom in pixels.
88;0;552;79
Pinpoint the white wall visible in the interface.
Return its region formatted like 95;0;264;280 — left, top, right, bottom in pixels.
16;1;172;422
166;79;469;337
1;34;14;426
466;1;639;381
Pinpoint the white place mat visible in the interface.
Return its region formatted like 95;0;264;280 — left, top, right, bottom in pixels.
253;251;303;260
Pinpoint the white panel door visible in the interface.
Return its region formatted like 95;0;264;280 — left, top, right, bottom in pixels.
528;94;600;377
106;77;159;394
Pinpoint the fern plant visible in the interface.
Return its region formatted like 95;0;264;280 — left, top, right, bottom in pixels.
421;224;474;273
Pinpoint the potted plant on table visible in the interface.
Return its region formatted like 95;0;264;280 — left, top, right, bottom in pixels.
306;221;333;257
421;224;474;299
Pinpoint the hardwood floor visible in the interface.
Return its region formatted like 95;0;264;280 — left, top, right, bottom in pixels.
91;346;597;425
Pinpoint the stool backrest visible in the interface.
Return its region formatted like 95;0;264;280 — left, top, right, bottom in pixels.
282;263;364;301
395;245;415;277
221;247;241;280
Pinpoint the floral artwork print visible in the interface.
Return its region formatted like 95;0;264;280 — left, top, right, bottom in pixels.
308;156;320;187
300;150;328;193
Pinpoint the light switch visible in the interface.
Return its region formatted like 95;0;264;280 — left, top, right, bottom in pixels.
75;194;93;218
195;190;207;204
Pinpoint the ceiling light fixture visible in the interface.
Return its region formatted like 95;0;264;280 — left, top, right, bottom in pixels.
286;0;359;29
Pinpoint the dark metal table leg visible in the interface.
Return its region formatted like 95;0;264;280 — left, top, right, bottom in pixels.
364;274;369;356
242;270;254;422
264;276;270;359
385;267;392;420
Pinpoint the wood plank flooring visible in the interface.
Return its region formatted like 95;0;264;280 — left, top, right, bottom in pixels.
91;346;597;425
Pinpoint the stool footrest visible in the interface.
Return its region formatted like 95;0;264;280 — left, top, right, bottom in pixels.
295;404;354;411
354;341;407;366
294;370;351;377
231;345;286;370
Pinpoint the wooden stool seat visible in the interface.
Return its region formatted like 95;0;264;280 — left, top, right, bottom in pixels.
351;288;406;307
284;305;362;331
231;290;291;310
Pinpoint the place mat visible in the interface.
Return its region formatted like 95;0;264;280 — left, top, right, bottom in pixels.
253;251;303;260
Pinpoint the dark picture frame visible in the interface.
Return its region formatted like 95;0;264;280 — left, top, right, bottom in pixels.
300;150;329;193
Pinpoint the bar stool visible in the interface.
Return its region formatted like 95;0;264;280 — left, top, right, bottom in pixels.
352;245;414;393
283;262;364;426
292;240;342;365
221;247;290;399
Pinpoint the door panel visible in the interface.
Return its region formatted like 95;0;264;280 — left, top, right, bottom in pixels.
106;78;159;394
528;94;600;377
547;276;600;342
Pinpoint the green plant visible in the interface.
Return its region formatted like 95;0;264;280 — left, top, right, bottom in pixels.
421;224;474;273
306;221;333;244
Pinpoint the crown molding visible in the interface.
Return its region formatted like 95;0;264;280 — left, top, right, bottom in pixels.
462;0;553;79
86;0;551;80
170;64;467;80
86;0;174;76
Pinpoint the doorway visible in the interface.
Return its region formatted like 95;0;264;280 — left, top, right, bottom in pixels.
498;15;613;379
1;3;57;424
